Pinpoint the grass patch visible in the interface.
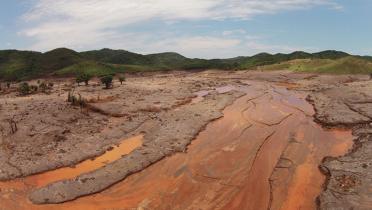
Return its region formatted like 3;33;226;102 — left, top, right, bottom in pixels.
260;57;372;74
55;61;119;77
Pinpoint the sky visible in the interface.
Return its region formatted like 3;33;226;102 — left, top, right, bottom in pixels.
0;0;371;58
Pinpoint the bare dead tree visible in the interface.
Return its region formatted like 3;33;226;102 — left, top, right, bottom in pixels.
0;124;5;137
7;118;17;134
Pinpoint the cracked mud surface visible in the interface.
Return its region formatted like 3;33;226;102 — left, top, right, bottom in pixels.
0;70;370;210
308;81;372;210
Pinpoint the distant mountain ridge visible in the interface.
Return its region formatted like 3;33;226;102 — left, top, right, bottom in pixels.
0;48;371;81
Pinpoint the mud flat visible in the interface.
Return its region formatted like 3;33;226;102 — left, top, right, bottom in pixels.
307;80;372;209
29;90;244;204
0;71;230;181
0;70;369;209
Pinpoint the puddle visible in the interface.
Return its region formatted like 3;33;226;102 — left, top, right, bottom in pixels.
0;83;353;210
29;135;143;186
0;135;142;209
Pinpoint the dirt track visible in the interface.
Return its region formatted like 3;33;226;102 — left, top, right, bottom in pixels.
0;70;371;209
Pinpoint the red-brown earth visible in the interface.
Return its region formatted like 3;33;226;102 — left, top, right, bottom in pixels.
0;75;355;210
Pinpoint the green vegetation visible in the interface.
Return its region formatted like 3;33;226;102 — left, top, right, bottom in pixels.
18;82;31;95
0;48;82;81
313;57;372;74
56;61;118;77
260;56;372;74
100;75;113;89
1;48;372;82
18;82;43;95
76;72;92;86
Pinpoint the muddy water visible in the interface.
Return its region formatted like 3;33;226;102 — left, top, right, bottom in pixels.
0;82;352;210
0;135;142;210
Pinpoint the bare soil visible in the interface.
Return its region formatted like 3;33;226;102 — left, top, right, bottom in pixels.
0;70;371;210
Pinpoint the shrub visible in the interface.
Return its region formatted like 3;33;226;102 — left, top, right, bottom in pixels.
100;75;113;89
67;91;86;107
76;73;92;86
67;90;74;103
18;82;31;95
39;82;48;93
30;85;38;92
118;75;125;85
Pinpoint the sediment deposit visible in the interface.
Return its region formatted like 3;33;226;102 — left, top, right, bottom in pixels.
0;70;371;210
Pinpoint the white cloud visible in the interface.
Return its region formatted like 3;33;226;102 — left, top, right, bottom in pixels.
90;33;315;58
19;0;340;57
222;29;247;36
143;36;242;58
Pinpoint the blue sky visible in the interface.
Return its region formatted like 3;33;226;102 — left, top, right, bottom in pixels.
0;0;371;58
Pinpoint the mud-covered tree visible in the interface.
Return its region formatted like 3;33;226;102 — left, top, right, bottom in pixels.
18;82;31;95
118;75;125;85
100;75;113;89
76;73;92;86
30;85;38;92
67;91;86;108
39;82;48;93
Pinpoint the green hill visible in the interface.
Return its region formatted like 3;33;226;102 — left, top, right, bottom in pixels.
260;56;372;74
0;50;41;81
0;48;371;81
145;52;188;69
55;61;119;77
39;48;83;71
226;50;351;70
80;48;150;65
0;48;82;81
314;56;372;74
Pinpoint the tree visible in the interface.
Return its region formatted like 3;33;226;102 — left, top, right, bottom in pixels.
100;75;113;89
76;73;92;86
118;75;125;85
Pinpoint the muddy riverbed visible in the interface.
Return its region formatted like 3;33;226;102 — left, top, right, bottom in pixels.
0;70;371;210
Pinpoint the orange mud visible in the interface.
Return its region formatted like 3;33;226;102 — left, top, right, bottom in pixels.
0;135;142;209
275;82;301;89
0;82;352;210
